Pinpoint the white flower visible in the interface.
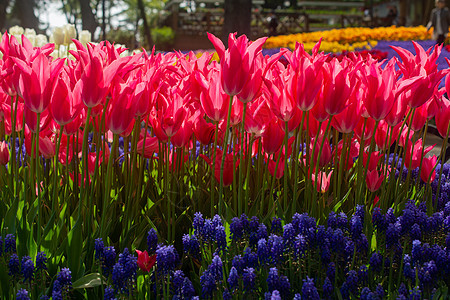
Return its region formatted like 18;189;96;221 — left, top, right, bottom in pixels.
78;30;91;45
63;24;76;45
9;25;24;36
52;27;65;46
35;34;48;48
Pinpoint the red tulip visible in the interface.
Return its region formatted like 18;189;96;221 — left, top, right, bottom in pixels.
193;115;216;145
385;92;408;127
332;94;361;134
406;105;427;132
262;118;285;155
51;70;83;126
362;61;396;121
198;71;230;123
106;81;139;135
354;117;376;141
311;170;332;193
136;250;156;272
321;58;352;116
365;169;384;192
421;155;438;183
200;148;239;186
363;150;382;171
265;70;296;122
136;136;159;159
244;96;273;137
289;55;324;112
435;96;450;137
0;141;9;165
24;107;52;133
39;135;55;159
12;53;65;113
404;139;435;169
73;47;141;108
267;155;284;179
309;135;332;169
207;32;267;96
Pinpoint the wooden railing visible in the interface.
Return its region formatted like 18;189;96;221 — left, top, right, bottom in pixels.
161;0;368;39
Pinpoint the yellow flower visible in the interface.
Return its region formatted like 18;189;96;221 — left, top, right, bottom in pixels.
265;26;431;51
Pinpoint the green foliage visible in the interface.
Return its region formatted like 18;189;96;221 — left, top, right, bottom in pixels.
151;26;175;50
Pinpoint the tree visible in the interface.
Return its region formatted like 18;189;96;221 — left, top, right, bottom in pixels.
79;0;98;34
223;0;252;41
0;0;10;31
137;0;153;48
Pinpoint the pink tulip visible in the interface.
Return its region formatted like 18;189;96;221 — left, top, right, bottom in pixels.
12;53;65;113
406;105;427;132
200;148;239;186
435;96;450;137
362;61;396;121
0;141;9;165
309;135;332;169
207;32;267;96
198;71;230;123
51;70;83;126
262;118;285;155
404;139;435;170
193;115;216;145
106;80;143;136
136;250;156;272
265;71;296;122
365;169;384;192
421;155;438;183
311;170;332;193
136;137;160;159
321;58;352;116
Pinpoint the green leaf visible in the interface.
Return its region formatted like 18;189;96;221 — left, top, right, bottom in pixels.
2;196;18;233
72;273;103;289
67;217;84;280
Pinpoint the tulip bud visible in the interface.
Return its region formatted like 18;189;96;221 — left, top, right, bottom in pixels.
136;250;156;272
63;24;76;45
35;34;48;48
52;27;65;46
24;28;36;46
78;30;91;45
0;141;10;165
39;136;55;159
9;25;24;36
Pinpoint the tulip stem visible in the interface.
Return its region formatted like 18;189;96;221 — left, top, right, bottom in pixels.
101;134;118;238
360;119;380;206
219;96;234;216
238;103;247;216
9;95;17;196
35;112;41;249
81;107;92;208
52;126;64;213
284;121;289;213
245;133;254;216
211;122;219;217
435;122;450;211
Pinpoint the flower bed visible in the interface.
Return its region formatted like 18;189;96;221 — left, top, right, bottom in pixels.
264;26;432;49
0;30;449;299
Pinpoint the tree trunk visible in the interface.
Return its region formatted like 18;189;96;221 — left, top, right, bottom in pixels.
0;0;10;32
398;0;407;26
423;0;434;25
79;0;98;35
137;0;153;48
223;0;252;42
14;0;40;31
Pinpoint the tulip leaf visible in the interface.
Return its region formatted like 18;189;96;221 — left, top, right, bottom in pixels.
67;217;84;280
72;273;103;289
2;196;18;233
